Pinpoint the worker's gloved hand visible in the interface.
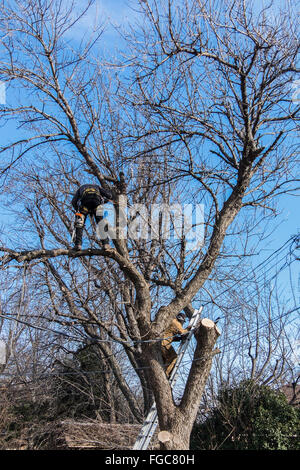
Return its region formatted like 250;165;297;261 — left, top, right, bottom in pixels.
180;333;189;342
173;335;182;342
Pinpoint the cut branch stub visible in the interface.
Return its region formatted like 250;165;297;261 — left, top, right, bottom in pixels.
194;318;221;350
158;430;171;444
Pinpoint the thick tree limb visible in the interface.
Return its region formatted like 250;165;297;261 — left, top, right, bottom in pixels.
0;245;152;333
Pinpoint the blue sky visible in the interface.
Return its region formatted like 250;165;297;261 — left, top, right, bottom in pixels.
66;0;141;50
59;0;300;296
0;1;298;389
0;0;299;305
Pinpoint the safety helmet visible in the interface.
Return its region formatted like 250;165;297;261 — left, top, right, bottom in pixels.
176;313;186;323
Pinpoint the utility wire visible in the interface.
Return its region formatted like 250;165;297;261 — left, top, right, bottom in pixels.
0;254;297;350
202;235;297;309
0;237;298;373
1;306;298;382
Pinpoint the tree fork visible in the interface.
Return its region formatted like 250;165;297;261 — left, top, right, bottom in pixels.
158;318;221;450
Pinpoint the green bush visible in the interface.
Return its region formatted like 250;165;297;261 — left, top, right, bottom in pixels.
191;380;300;450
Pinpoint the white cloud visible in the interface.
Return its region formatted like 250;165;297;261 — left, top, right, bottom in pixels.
62;0;141;53
67;0;140;35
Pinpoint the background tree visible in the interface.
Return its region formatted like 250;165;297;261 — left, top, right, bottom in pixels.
0;0;299;449
51;343;136;423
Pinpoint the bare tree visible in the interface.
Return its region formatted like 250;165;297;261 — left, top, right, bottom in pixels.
0;0;299;449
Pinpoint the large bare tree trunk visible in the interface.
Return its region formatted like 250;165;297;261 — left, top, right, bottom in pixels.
0;0;298;450
152;319;221;450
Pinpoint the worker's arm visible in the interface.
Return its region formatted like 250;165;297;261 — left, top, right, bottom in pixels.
173;319;192;341
176;321;191;336
99;187;113;202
